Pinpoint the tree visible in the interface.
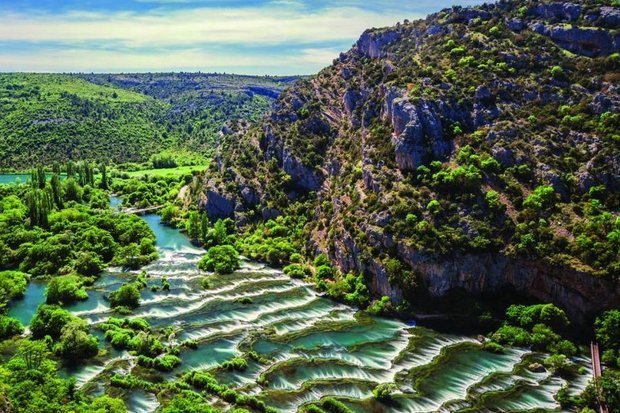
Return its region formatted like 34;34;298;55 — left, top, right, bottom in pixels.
56;319;99;362
50;174;64;209
99;163;109;190
0;270;29;310
109;283;141;309
73;251;105;276
197;245;239;275
30;304;74;339
186;211;201;241
46;275;89;305
15;339;49;370
0;315;24;339
595;310;620;350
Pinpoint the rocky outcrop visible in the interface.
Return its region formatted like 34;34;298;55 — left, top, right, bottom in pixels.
528;2;582;22
282;150;323;192
356;29;401;59
528;23;619;57
382;88;458;171
247;86;281;99
395;244;620;324
200;187;236;220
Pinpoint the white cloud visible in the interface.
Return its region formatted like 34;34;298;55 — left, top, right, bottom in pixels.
0;2;433;73
0;46;340;75
0;6;419;47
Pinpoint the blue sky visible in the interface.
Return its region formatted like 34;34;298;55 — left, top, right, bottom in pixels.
0;0;485;75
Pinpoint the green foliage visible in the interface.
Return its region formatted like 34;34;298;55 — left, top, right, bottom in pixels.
29;305;98;362
0;270;28;310
56;319;99;362
366;296;392;316
283;263;310;279
373;383;398;400
30;304;75;339
321;397;355;413
489;304;575;362
0;339;127;412
237;216;305;266
0;73;294;169
162;391;218;413
595;310;620;350
523;186;556;211
109;283;141;310
0;315;24;340
198;245;240;275
583;369;620;412
221;356;249;371
46;275;89;305
138;354;182;371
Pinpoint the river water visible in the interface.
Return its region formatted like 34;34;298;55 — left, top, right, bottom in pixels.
8;206;591;412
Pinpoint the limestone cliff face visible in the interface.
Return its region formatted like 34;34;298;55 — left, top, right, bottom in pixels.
397;248;620;324
202;0;620;322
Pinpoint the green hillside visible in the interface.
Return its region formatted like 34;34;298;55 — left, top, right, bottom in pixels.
0;73;297;169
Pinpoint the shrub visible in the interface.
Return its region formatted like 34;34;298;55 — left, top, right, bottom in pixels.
595;310;620;350
367;296;392;315
56;319;99;362
0;271;29;310
373;383;398;400
543;354;573;375
198;245;240;274
283;264;308;279
73;251;105;276
109;283;141;309
46;275;89;305
30;304;74;339
550;65;565;79
221;356;248;371
0;315;24;339
313;253;331;267
316;265;335;280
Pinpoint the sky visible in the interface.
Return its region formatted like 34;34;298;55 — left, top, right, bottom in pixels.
0;0;485;75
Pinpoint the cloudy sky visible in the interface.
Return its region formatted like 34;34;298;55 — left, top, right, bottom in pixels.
0;0;484;75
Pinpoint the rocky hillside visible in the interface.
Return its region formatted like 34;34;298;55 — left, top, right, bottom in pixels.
201;0;620;323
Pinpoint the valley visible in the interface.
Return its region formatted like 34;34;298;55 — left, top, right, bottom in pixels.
0;0;618;412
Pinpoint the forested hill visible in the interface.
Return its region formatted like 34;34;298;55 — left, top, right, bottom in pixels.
0;73;297;169
200;0;620;322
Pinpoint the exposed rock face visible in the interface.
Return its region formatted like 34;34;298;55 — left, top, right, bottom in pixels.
397;245;620;323
282;150;322;191
356;29;401;59
528;23;620;57
200;187;236;220
383;89;456;171
528;2;582;22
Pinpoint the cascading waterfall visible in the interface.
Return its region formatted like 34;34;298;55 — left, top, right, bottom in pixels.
11;210;593;413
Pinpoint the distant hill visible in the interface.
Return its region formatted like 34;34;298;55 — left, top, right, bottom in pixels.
0;73;298;169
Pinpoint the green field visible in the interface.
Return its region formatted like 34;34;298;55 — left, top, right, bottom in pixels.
122;164;209;177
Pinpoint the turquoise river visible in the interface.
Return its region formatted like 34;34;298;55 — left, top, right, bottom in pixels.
8;204;592;412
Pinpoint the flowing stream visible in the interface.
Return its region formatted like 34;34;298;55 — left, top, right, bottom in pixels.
7;198;591;412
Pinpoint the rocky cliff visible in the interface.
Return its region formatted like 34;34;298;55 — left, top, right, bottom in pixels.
201;0;620;323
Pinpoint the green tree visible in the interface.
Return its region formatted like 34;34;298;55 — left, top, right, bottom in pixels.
198;245;240;275
56;319;99;362
46;275;89;305
109;283;141;309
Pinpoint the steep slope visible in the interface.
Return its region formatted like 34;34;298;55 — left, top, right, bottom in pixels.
0;73;297;169
202;0;620;322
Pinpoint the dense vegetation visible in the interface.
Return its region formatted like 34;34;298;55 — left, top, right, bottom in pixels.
198;0;619;321
0;0;618;412
0;73;297;169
